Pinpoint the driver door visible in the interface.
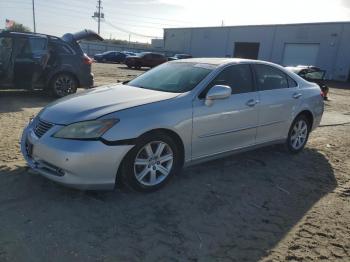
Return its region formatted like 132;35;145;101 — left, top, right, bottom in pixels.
192;64;259;160
13;36;48;89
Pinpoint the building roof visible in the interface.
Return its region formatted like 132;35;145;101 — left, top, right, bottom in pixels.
164;21;350;30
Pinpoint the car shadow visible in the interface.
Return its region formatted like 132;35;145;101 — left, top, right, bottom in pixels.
0;146;336;261
0;89;55;113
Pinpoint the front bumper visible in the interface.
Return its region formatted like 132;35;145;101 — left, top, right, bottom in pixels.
20;120;133;190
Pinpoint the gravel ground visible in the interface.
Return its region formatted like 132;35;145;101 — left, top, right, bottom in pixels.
0;63;349;262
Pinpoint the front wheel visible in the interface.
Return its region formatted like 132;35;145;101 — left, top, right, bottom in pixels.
120;133;182;192
286;115;310;153
50;73;78;98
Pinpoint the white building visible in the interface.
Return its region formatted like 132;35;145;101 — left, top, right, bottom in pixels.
164;22;350;81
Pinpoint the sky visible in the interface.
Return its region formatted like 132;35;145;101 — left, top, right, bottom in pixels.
1;0;350;43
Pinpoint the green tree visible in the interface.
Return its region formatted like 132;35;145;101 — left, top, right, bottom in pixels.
7;22;31;33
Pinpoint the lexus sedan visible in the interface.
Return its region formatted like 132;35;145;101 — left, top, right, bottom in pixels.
21;58;324;192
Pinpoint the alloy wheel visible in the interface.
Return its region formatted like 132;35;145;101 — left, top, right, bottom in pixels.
133;141;174;186
290;119;308;150
54;75;75;97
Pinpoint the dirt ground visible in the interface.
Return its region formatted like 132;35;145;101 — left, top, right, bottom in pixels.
0;63;349;262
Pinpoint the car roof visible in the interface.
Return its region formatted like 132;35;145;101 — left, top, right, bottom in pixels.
171;58;275;66
0;31;56;38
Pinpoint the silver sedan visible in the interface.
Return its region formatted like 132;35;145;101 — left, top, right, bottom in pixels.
21;58;324;191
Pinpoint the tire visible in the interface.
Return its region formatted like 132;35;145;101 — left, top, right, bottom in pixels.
49;73;78;98
120;133;182;192
127;65;132;68
286;114;311;153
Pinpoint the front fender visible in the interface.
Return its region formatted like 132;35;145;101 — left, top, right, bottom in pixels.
101;95;193;162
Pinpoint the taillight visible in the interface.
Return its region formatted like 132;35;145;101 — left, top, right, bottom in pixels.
83;54;93;65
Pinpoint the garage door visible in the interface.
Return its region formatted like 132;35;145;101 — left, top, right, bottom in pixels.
282;43;319;66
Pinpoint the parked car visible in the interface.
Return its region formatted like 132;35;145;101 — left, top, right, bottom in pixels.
0;29;103;97
125;52;167;69
168;54;192;61
286;65;329;100
21;58;324;192
94;51;134;63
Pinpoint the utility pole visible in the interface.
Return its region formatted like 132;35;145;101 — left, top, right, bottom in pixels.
92;0;104;35
97;0;101;34
32;0;36;32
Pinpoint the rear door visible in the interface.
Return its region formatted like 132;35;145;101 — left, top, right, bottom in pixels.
0;35;14;86
192;64;259;159
13;36;48;89
143;54;153;67
253;64;301;144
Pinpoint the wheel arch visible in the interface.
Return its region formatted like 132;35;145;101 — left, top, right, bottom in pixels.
115;127;185;189
136;128;185;167
295;110;314;129
47;70;80;89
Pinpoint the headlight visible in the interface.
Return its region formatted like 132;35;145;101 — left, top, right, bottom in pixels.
53;119;119;139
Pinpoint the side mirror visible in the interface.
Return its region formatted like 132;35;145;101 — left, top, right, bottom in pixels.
205;85;231;106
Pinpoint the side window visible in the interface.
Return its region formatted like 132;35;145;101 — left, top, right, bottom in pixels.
287;76;298;88
18;37;47;56
254;64;288;91
0;37;13;70
208;64;254;95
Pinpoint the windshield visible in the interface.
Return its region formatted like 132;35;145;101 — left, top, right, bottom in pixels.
127;62;213;93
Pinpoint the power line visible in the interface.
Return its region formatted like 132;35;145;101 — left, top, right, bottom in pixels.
103;20;161;39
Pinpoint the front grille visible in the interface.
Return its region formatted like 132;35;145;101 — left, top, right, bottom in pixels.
34;119;54;138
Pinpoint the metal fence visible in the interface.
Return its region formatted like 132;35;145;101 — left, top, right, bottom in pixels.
79;40;179;57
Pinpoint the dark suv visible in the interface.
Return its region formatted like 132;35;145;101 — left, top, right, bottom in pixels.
125;52;167;69
0;29;103;97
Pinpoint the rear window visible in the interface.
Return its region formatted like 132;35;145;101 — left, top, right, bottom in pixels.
287;76;298;87
51;42;74;55
254;64;289;91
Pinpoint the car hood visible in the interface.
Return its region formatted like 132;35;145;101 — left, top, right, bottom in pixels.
39;85;180;125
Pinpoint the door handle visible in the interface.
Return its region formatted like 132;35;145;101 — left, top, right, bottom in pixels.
246;99;259;107
293;93;302;99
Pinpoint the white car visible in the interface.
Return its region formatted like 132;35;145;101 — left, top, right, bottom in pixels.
21;58;324;192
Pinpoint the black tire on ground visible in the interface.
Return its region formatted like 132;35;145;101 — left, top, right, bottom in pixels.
286;114;311;154
49;73;78;98
127;65;132;68
120;132;182;192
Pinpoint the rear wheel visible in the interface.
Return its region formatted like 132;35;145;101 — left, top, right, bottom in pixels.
50;73;78;98
286;115;310;153
120;133;181;192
